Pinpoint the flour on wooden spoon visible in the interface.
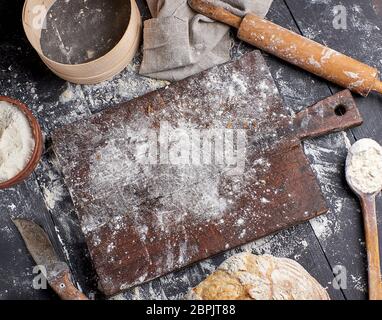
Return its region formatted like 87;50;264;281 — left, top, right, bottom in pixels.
346;138;382;194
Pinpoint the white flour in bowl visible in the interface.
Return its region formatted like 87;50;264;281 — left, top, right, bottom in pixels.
346;138;382;194
0;101;35;183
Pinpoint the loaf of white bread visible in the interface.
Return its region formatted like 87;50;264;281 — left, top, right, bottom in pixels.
187;253;330;300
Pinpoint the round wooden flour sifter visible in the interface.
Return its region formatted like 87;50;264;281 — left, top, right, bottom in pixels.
23;0;142;84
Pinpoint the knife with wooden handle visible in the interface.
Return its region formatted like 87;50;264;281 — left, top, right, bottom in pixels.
13;219;88;300
188;0;382;97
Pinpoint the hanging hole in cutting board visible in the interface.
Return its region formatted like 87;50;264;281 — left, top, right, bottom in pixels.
334;104;347;116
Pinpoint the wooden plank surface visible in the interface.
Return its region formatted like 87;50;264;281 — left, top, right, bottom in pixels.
0;0;94;299
284;0;382;300
1;0;379;300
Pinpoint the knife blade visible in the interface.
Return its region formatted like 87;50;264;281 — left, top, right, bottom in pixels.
13;219;88;300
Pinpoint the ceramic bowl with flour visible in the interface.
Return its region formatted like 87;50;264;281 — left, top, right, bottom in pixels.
0;97;43;189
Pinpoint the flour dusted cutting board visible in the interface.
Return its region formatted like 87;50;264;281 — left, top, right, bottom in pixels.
52;51;362;295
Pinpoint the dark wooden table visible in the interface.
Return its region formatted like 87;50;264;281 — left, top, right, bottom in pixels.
1;0;381;300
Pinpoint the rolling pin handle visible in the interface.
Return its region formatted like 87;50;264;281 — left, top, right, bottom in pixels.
372;79;382;95
188;0;242;28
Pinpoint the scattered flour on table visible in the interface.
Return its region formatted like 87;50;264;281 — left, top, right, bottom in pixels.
303;135;346;240
0;101;35;182
350;274;367;292
55;226;71;263
346;138;382;194
0;225;15;240
80;60;169;111
42;183;65;211
38;158;68;211
59;86;76;103
341;131;352;149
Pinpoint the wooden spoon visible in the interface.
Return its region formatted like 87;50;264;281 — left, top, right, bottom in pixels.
346;139;382;300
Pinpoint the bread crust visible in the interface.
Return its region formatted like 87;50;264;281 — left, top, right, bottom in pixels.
186;253;330;300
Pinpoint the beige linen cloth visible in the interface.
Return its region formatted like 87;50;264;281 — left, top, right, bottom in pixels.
139;0;274;81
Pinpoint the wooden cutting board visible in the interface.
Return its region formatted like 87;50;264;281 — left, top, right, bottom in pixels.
52;51;362;296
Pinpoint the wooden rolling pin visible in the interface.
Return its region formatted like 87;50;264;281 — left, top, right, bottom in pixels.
188;0;382;97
